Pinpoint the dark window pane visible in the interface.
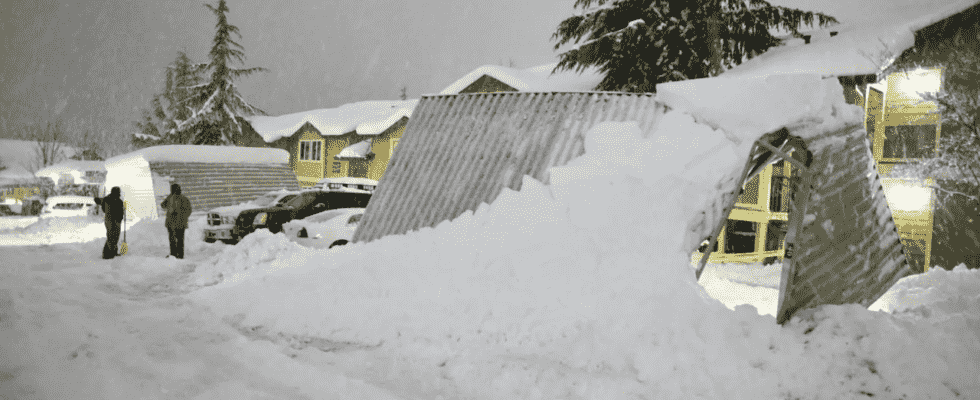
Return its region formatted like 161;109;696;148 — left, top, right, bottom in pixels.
882;125;937;158
724;219;758;254
765;220;788;251
769;160;790;212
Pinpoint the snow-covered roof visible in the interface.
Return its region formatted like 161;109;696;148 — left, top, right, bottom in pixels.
35;160;105;176
247;99;419;143
438;63;605;95
335;139;373;160
723;0;978;79
104;145;291;169
0;139;78;185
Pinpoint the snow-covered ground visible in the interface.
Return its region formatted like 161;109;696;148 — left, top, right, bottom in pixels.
2;74;978;399
1;195;978;399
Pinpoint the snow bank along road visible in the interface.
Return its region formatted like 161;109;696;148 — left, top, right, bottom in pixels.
0;217;404;400
2;74;979;399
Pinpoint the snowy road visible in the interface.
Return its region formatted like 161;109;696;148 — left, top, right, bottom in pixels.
0;242;406;400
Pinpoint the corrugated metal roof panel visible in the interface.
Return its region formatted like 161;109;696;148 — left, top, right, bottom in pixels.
354;91;664;243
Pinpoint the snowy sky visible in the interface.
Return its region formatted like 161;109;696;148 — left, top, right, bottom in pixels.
0;0;967;154
0;0;576;149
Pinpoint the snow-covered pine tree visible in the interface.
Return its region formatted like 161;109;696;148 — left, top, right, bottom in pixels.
132;51;202;148
551;0;839;92
175;0;267;146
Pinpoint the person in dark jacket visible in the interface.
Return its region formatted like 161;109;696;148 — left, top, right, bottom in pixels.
94;186;125;259
161;183;192;259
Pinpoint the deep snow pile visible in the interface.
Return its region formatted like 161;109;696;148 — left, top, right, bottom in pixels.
180;75;980;398
0;215;106;245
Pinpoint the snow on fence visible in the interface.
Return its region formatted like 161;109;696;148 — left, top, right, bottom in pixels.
104;145;300;220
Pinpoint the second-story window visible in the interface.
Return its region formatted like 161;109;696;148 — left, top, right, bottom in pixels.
300;140;322;161
882;124;938;159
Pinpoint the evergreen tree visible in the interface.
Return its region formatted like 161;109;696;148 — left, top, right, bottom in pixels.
552;0;839;92
176;0;267;146
132;51;202;148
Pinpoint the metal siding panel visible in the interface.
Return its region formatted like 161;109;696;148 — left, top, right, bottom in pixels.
354;92;666;243
777;127;914;323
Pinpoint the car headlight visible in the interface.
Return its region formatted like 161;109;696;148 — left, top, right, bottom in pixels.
222;216;235;225
253;213;267;225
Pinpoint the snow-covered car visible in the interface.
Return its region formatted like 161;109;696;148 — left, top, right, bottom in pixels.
40;195;98;218
0;204;18;216
204;189;301;243
229;191;371;244
306;177;378;193
283;207;364;248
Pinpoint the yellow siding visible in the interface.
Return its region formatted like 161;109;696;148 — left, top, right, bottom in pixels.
869;67;944;271
698;161;791;265
325;137;350;178
295;131;325;185
367;124;406;181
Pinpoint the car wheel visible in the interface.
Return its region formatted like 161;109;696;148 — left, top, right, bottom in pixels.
298;227;308;238
221;239;239;245
329;240;349;248
268;223;282;234
205;237;217;243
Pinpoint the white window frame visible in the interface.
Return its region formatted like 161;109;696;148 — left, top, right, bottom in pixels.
299;140;322;161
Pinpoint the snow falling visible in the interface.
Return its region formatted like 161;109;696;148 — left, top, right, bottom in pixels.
2;75;979;399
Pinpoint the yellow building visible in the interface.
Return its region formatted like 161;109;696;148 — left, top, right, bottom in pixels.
695;68;944;270
695;160;793;265
247;100;417;188
866;67;944;271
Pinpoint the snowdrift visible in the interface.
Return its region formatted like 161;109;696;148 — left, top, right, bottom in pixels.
186;74;979;398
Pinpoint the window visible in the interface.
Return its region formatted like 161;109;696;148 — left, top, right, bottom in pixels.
765;220;787;251
299;140;322;161
736;174;760;205
724;220;758;254
882;124;937;159
769;160;791;213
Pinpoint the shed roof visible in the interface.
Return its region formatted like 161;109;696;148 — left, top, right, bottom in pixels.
104;145;290;170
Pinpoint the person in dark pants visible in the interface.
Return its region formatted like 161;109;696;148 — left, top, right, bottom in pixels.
94;186;124;259
161;183;192;259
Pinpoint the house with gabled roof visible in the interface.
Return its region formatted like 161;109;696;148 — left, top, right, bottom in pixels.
246;100;417;187
439;63;604;94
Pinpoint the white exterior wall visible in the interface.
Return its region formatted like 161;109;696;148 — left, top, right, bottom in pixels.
104;154;156;221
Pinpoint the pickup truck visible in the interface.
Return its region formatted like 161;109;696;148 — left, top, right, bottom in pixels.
206;190;371;244
204;189;301;243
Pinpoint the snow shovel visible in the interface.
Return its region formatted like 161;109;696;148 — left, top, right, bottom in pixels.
119;203;129;256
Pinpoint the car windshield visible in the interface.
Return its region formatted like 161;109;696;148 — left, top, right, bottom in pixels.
275;195;298;207
252;193;282;207
285;193;315;209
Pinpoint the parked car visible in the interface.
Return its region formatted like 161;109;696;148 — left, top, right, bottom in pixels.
307;177;378;193
40;195;98;218
208;190;371;244
204;189;302;243
0;204;18;216
284;207;364;248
